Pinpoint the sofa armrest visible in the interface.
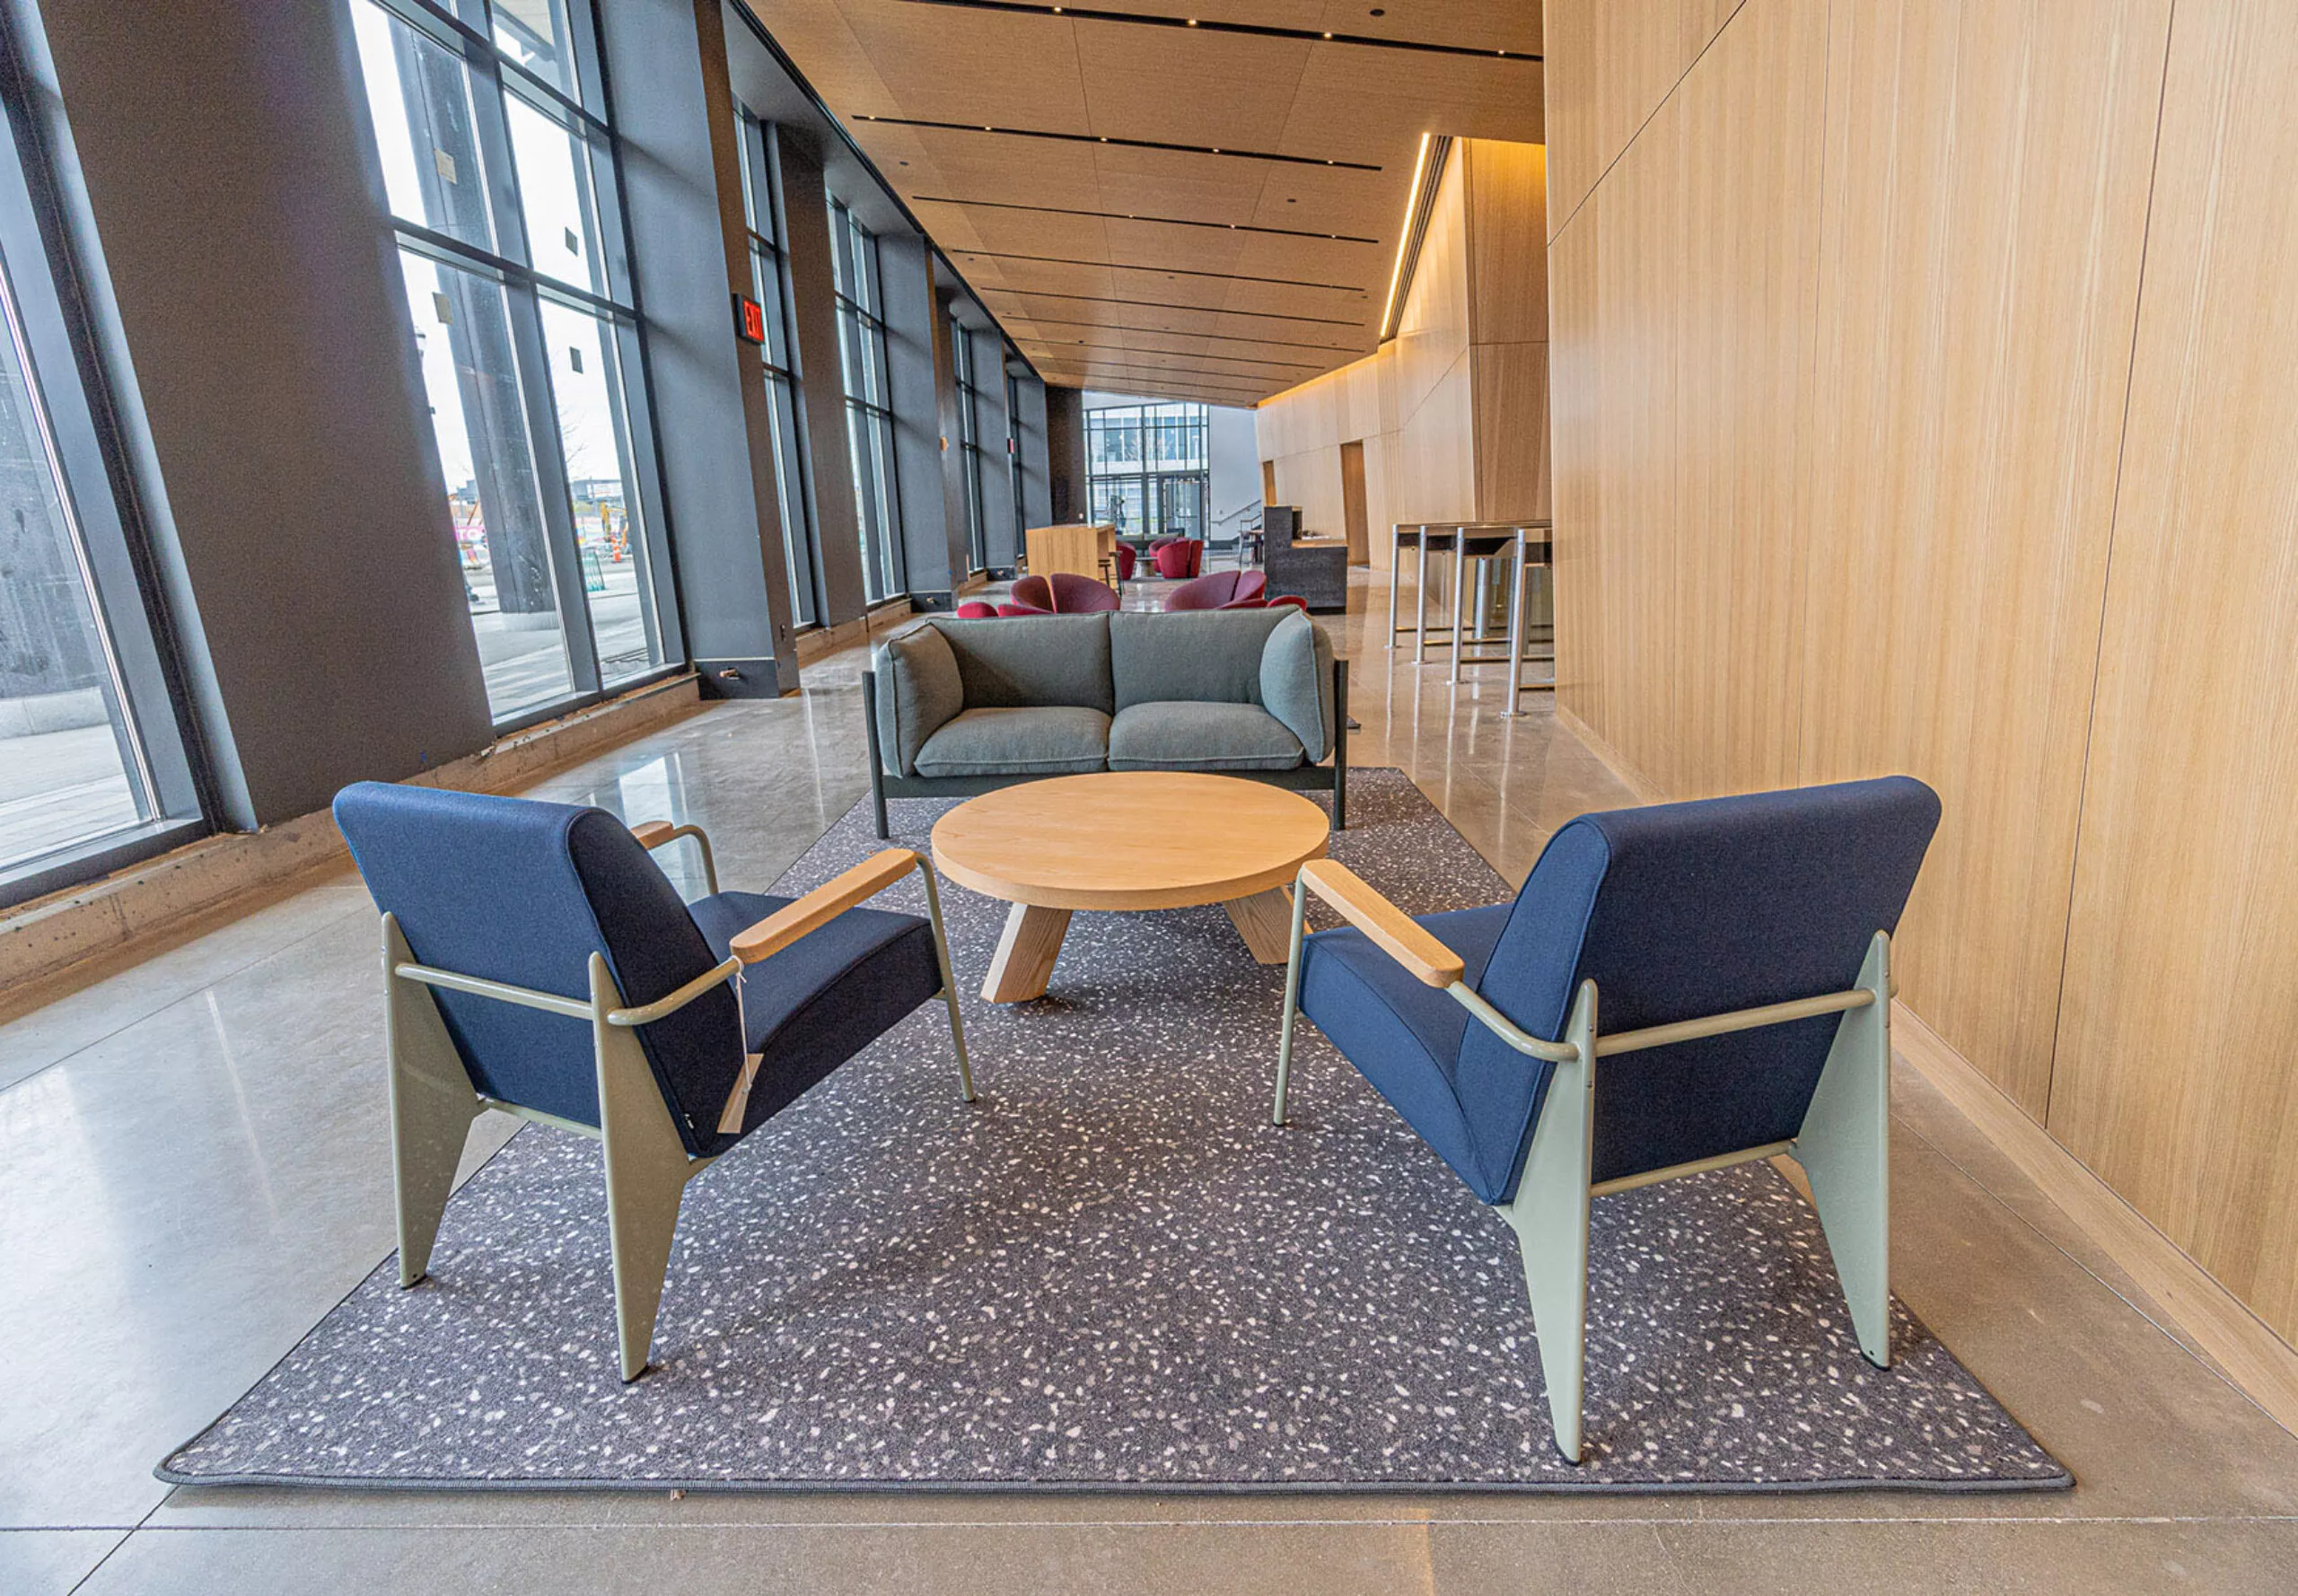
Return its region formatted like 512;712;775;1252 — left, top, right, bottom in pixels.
873;624;964;776
1259;610;1337;762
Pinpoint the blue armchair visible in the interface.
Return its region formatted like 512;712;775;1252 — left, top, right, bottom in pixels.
332;783;976;1381
1272;776;1940;1460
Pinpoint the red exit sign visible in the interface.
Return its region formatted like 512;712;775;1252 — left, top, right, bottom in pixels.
732;293;766;346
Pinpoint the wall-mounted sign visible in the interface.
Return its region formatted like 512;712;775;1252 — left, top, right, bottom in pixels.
732;293;766;346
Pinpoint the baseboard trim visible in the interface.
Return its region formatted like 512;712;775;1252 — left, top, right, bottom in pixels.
1554;704;1666;803
0;673;708;1004
1548;699;2298;1438
1893;1001;2298;1437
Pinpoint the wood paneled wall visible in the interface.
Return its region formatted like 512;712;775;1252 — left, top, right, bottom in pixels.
1548;0;2298;1345
1258;140;1549;549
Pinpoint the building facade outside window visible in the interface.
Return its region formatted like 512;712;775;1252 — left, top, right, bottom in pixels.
1088;400;1208;543
736;114;819;628
0;36;204;906
951;312;987;574
829;201;901;603
351;0;671;724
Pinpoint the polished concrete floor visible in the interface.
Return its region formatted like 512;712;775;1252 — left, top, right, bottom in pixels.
3;573;2295;1593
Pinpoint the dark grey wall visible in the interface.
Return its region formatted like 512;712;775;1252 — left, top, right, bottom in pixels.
602;0;797;696
1044;384;1088;524
34;0;490;828
876;232;953;602
926;277;972;599
773;130;867;626
1012;367;1050;556
971;327;1015;574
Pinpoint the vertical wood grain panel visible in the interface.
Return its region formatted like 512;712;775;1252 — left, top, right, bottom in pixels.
1545;0;1743;235
1796;0;2170;1117
2050;0;2298;1342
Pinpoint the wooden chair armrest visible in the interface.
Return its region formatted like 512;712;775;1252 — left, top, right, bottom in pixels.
630;820;679;848
729;848;923;964
1295;858;1466;987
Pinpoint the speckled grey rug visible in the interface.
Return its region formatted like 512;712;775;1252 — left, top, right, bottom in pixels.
160;771;2066;1494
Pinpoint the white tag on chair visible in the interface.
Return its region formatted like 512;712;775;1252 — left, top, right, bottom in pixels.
716;1052;763;1136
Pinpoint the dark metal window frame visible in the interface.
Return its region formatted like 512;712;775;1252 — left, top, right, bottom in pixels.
1086;399;1209;541
951;311;987;574
0;11;213;908
363;0;681;726
829;199;903;601
736;113;822;630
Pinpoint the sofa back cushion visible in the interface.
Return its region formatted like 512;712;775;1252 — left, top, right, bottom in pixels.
930;614;1114;714
1109;608;1290;711
873;623;964;776
1258;609;1335;761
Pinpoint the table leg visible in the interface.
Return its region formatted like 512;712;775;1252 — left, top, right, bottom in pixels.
1388;528;1400;648
1415;535;1431;664
1224;889;1294;964
983;902;1072;1002
1449;535;1469;686
1505;530;1528;715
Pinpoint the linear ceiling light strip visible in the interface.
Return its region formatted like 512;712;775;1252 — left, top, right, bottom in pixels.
957;250;1363;294
1379;134;1451;341
853;114;1379;171
1009;316;1363;354
1046;342;1324;371
980;287;1367;328
895;0;1541;61
1037;343;1321;372
910;196;1378;244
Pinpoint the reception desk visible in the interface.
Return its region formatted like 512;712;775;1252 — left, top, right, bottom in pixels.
1024;522;1118;582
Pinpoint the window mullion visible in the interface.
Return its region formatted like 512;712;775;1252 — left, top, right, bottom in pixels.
502;278;600;694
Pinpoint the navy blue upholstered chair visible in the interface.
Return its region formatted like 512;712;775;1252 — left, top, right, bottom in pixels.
1272;777;1941;1460
333;783;976;1381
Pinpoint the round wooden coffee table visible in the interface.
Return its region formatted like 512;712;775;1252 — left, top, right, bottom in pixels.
931;772;1331;1003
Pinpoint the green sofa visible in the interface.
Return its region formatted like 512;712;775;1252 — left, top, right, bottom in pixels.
864;609;1347;837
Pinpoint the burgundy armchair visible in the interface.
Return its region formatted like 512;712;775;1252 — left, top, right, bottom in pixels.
1151;539;1203;580
995;572;1118;617
1163;570;1267;611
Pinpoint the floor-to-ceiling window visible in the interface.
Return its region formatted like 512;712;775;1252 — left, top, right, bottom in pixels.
1005;371;1027;552
1088;400;1207;543
351;0;669;724
736;115;819;628
0;39;203;905
951;313;987;574
829;202;901;602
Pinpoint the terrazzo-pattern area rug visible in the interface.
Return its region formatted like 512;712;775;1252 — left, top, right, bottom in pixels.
161;771;2067;1494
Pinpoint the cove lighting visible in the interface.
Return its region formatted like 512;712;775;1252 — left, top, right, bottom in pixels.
1378;132;1433;341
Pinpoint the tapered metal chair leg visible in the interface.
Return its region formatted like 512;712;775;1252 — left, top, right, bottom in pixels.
1499;981;1598;1462
1271;881;1312;1125
382;913;481;1287
918;864;978;1102
1794;932;1894;1366
591;956;709;1381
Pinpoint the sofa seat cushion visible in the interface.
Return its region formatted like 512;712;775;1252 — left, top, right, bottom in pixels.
1107;700;1303;772
915;706;1110;777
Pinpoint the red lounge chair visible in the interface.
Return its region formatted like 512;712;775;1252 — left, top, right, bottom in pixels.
1151;539;1203;579
1164;570;1268;611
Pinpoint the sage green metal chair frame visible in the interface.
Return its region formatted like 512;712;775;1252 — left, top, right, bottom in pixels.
1272;873;1894;1462
380;829;973;1382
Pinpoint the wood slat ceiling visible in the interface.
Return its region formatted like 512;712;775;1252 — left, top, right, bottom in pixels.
736;0;1545;406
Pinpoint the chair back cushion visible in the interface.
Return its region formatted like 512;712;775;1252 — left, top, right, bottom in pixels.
1457;777;1941;1198
333;783;744;1157
925;613;1115;713
873;622;964;776
1257;609;1335;760
1162;571;1241;610
1048;572;1120;612
1109;608;1290;710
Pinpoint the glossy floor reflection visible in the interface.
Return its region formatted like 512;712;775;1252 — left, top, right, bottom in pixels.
2;569;2294;1594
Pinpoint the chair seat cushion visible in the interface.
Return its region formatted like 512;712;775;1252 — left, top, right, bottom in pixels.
915;706;1110;777
689;890;943;1144
1107;701;1303;772
1297;903;1519;1201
